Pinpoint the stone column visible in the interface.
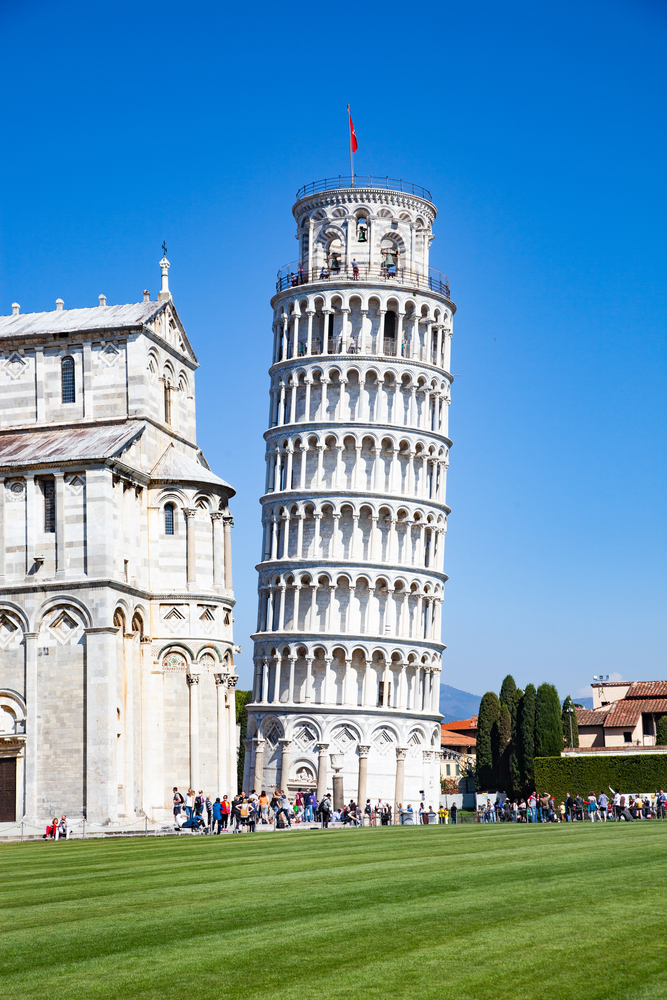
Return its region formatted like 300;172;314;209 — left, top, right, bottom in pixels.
261;658;269;703
394;747;407;814
227;675;239;795
187;674;200;790
23;631;38;821
85;625;120;824
357;745;370;808
223;515;233;590
316;743;329;800
288;656;296;703
184;508;197;586
278;738;292;792
211;512;225;590
331;753;344;811
304;655;313;702
214;674;227;797
253;738;266;793
272;656;282;703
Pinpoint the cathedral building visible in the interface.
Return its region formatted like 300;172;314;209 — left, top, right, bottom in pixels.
245;176;454;811
0;258;238;826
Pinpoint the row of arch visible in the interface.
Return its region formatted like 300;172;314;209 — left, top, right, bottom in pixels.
265;433;449;504
255;573;444;643
269;365;450;432
260;502;446;571
272;295;452;370
250;643;442;714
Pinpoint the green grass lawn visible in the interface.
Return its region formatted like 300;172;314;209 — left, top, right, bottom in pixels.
2;822;667;1000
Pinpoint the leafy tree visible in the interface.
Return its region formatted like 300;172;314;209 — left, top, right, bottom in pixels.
497;704;512;793
561;695;580;748
476;692;500;790
656;715;667;746
235;689;253;792
535;683;563;759
518;684;536;793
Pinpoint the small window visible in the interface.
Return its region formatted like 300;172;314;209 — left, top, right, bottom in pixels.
43;480;55;532
164;503;175;535
623;731;632;744
164;383;171;424
61;356;75;403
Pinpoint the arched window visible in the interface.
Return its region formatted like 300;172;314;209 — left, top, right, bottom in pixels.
164;503;175;535
61;356;75;404
164;382;171;424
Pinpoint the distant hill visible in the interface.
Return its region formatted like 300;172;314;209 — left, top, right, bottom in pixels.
438;685;594;721
439;684;481;723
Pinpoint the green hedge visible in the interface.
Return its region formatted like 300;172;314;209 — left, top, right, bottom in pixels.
534;754;667;803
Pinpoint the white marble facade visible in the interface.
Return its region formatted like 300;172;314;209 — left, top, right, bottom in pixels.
0;260;238;825
246;179;454;811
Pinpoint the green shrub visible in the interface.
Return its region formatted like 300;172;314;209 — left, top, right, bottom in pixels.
535;754;667;803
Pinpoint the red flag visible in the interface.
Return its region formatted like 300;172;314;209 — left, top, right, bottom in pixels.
348;106;358;153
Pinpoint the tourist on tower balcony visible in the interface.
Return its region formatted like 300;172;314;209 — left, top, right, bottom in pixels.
352;258;359;279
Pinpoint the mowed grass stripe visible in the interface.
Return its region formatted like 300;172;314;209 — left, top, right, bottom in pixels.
2;824;666;1000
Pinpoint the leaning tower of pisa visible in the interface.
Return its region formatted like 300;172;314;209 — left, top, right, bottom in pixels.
244;176;454;814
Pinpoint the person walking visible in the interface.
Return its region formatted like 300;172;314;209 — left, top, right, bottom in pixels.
598;790;609;822
205;795;213;831
173;787;184;820
185;789;195;821
212;797;223;833
451;802;458;825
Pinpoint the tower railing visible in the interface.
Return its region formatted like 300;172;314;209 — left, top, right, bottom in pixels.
276;261;450;299
296;175;432;202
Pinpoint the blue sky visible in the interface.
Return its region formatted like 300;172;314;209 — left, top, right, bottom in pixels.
1;0;665;700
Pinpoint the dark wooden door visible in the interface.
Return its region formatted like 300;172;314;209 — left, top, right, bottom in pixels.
0;757;17;822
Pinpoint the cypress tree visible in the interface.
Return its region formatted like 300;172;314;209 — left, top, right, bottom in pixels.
499;675;518;726
561;695;580;748
535;683;563;758
519;683;536;793
656;715;667;746
476;692;500;790
510;689;524;796
499;674;519;797
497;703;512;793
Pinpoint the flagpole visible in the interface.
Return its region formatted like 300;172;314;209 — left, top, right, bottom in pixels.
348;104;354;185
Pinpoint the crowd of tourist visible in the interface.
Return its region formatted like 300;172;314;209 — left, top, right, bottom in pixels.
479;789;667;823
43;785;667;839
170;788;445;833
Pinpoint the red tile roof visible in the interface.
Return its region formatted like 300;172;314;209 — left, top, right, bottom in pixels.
626;682;667;699
441;716;477;731
440;727;477;748
604;699;667;728
576;708;610;727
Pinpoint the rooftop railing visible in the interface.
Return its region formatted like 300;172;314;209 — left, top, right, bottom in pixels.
296;175;432;203
276;261;451;299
